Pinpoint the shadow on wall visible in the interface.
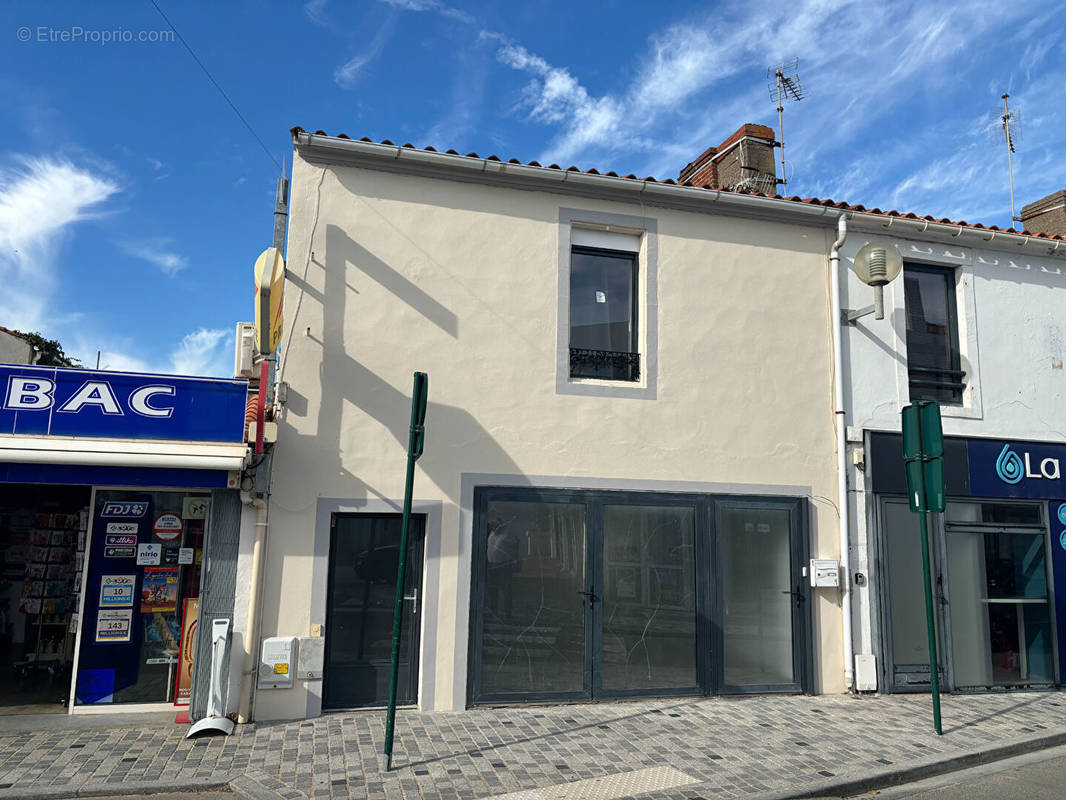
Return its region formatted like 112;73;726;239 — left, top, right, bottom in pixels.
327;224;458;338
279;222;527;515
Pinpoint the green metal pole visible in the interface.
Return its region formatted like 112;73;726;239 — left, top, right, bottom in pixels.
918;509;943;735
384;372;427;771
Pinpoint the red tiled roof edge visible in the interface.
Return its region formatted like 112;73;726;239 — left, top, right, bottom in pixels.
290;128;1066;243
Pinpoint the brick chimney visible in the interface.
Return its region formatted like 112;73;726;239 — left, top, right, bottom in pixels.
1020;190;1066;237
678;124;779;192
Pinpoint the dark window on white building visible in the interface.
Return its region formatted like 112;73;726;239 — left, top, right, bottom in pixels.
904;263;964;405
569;246;639;382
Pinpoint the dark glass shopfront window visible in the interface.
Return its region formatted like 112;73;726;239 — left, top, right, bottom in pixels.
75;490;208;706
601;505;697;691
469;488;810;704
481;500;587;696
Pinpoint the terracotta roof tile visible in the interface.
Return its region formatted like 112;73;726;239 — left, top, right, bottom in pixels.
289;127;1066;243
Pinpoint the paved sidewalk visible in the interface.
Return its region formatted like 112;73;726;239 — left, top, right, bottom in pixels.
1;692;1065;800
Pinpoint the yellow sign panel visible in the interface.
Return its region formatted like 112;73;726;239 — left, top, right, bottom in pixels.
254;247;285;354
273;663;289;675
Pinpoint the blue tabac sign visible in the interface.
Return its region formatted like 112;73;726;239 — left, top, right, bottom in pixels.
0;364;247;443
968;439;1066;499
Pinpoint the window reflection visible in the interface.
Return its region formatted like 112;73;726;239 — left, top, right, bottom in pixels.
721;508;794;686
481;501;586;696
601;506;697;691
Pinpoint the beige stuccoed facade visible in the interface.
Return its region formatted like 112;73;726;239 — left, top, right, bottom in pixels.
256;133;845;720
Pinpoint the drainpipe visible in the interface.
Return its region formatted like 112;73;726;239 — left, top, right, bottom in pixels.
829;212;854;692
237;492;267;723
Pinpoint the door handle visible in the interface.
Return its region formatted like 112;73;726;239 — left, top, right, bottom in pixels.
781;589;805;607
404;587;418;614
577;590;599;603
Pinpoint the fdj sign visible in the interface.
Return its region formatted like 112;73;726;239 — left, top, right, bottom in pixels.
970;439;1066;499
0;364;247;443
994;444;1061;484
101;502;148;518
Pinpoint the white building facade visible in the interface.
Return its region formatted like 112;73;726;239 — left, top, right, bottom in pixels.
257;128;857;720
837;217;1066;694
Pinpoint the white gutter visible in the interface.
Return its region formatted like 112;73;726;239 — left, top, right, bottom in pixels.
293;132;1066;259
828;213;854;692
0;436;247;471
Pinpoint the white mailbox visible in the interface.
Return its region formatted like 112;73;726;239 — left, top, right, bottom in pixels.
258;636;297;689
810;559;840;588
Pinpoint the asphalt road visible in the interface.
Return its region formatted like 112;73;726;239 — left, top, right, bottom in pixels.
837;743;1066;799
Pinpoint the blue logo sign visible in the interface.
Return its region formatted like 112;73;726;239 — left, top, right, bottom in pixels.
101;502;148;518
1059;505;1066;526
1060;530;1066;551
0;364;247;443
995;444;1025;484
970;440;1066;499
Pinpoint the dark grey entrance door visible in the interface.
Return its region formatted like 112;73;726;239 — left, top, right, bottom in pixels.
323;514;423;709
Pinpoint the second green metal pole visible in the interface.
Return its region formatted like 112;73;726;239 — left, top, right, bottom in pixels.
384;372;428;771
918;509;943;735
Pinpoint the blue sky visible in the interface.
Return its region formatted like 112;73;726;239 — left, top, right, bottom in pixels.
1;0;1062;376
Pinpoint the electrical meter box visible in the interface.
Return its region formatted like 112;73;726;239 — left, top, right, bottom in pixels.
258;636;297;689
296;637;325;680
810;559;840;588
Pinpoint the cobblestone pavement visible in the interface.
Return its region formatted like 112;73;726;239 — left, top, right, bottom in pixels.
1;692;1066;800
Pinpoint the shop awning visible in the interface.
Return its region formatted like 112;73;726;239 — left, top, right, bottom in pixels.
0;436;248;472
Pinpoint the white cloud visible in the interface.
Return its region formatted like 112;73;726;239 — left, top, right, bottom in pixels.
304;0;331;27
377;0;473;22
85;327;232;377
496;45;623;163
119;237;188;277
169;328;231;376
0;156;118;332
487;0;1054;228
334;14;398;88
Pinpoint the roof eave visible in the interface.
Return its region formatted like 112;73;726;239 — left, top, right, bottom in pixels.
292;131;1066;258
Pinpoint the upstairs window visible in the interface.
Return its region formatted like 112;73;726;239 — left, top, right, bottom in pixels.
569;246;639;382
904;263;964;405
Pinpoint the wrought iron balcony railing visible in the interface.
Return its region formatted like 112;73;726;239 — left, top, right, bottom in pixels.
569;348;640;382
908;365;966;404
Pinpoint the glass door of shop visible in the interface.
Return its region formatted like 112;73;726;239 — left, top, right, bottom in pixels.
944;502;1055;690
322;514;424;709
0;483;93;714
878;498;1056;692
878;498;948;692
716;502;811;693
468;489;812;705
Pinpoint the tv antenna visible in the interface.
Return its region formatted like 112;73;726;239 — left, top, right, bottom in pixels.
767;58;805;187
990;93;1021;228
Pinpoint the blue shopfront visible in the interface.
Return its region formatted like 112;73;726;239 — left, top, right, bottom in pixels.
871;432;1066;693
0;364;248;715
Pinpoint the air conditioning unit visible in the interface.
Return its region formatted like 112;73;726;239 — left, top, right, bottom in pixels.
234;322;256;378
